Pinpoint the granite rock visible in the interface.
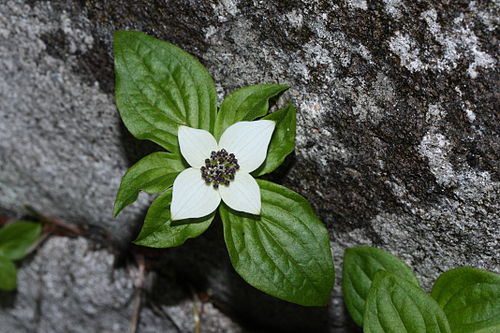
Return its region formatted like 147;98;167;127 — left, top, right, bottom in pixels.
0;0;498;332
0;236;241;333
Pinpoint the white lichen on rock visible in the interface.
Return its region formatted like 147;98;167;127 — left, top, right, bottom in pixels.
383;0;404;18
389;6;496;77
348;0;368;10
389;31;426;72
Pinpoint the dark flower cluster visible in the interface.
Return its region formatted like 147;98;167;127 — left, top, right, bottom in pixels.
201;149;240;189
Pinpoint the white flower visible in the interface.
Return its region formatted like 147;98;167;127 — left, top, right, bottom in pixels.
170;120;275;220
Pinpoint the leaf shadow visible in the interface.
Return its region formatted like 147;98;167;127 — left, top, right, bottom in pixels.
0;288;17;309
259;152;297;185
222;206;261;221
145;217;226;306
118;122;163;168
170;211;216;227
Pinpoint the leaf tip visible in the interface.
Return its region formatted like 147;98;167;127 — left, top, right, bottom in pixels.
113;29;141;39
112;202;122;218
113;30;147;52
113;30;130;44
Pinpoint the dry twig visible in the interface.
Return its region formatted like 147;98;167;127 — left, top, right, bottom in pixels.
129;254;146;333
24;205;82;235
191;286;202;333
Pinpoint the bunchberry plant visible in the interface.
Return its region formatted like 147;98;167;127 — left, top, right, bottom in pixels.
342;246;500;332
0;221;41;290
113;31;334;306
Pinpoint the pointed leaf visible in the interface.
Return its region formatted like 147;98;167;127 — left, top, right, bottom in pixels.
113;152;185;217
342;246;419;326
0;256;16;291
134;189;214;248
253;103;296;176
214;84;289;139
0;222;41;260
220;180;334;306
431;267;500;333
364;271;451;333
114;31;217;152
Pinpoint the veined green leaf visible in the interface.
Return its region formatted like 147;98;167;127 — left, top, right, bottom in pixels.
214;84;289;139
114;31;217;152
253;103;296;176
134;189;213;248
431;267;500;333
0;256;16;291
0;222;41;260
342;246;419;326
113;152;185;217
364;271;451;333
220;179;334;306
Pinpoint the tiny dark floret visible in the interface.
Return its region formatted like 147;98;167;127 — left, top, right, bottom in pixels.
201;149;240;189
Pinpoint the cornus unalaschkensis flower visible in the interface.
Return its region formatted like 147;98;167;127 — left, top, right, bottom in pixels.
170;120;275;220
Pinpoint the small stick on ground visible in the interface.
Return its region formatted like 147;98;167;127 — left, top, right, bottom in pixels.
147;300;183;333
190;286;202;333
24;205;82;235
0;216;19;226
129;254;146;333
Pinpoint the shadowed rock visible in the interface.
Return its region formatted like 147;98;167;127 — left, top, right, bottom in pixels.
0;236;241;333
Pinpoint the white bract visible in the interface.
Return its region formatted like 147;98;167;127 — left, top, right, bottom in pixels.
170;120;275;220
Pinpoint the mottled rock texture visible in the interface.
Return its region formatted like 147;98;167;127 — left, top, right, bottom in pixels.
0;236;241;333
0;0;498;332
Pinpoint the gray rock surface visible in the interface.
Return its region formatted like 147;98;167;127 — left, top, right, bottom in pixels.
1;0;498;332
0;236;241;333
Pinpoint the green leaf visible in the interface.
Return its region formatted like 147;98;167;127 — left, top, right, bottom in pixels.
114;31;217;152
0;256;16;291
133;189;214;248
0;222;41;260
214;84;289;139
253;103;296;176
220;179;334;306
342;246;419;326
113;152;185;217
364;271;451;333
431;267;500;333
